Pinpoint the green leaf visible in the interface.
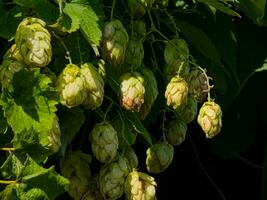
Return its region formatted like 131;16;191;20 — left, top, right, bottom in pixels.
196;0;241;17
14;0;59;23
0;108;8;134
56;13;79;33
59;106;85;156
123;111;152;146
1;69;58;135
0;6;22;40
63;3;102;54
0;153;25;179
176;21;221;63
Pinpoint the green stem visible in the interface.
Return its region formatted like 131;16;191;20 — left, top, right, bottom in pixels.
52;32;72;64
104;102;114;121
0;147;15;151
110;0;117;21
76;33;83;64
0;180;16;184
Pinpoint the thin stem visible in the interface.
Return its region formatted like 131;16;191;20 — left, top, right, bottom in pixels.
76;33;83;64
52;32;72;64
177;61;185;76
104;102;114;121
110;0;117;21
0;147;15;151
0;180;16;184
163;9;179;38
162;110;167;142
189;134;227;200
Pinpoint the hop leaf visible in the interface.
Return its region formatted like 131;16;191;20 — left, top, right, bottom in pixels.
197;101;222;138
146;142;174;173
119;72;145;112
15;17;52;67
89;122;119;163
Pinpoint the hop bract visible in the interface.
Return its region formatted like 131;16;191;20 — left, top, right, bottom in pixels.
146;142;174;173
176;96;198;124
166;120;187;146
165;75;188;109
15;17;52;67
60;151;92;200
99;156;132;200
124;170;157;200
89;122;119;163
101;20;129;66
47;116;61;153
197;101;222;138
80;63;105;110
119;72;145;112
56;64;87;108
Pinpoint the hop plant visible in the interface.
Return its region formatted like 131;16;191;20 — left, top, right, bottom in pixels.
80;63;105;110
188;68;210;102
101;20;129;66
3;44;24;62
197;101;222;138
15;17;52;67
138;67;158;120
60;151;92;200
119;71;145;112
166;120;187;146
176;96;198;124
47;116;61;153
163;61;190;82
123;38;144;71
125;170;157;200
81;174;103;200
146;142;174;173
132;20;147;40
56;64;87;108
165;75;188;109
124;147;139;169
89;122;119;163
128;0;155;18
99;156;132;200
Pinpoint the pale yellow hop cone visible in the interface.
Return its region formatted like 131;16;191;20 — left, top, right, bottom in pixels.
197;101;222;138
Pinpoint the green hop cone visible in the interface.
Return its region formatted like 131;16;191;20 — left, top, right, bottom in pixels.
80;63;105;110
90;122;119;163
15;17;52;67
125;170;157;200
124;147;139;169
123;38;144;71
82;174;103;200
128;0;155;18
156;0;169;7
47;116;61;153
60;151;92;200
165;75;188;109
166;120;187;146
132;20;147;40
146;142;174;173
99;156;132;200
176;96;198;124
119;71;145;112
3;44;24;62
56;64;87;108
188;68;209;102
101;20;129;66
197;101;222;138
138;67;158;120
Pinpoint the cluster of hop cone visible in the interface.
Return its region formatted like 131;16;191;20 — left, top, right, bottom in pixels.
0;8;223;199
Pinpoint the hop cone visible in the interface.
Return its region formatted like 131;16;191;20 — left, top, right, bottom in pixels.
82;174;103;200
60;151;92;200
128;0;155;18
156;0;169;7
119;72;145;112
90;122;119;163
80;63;105;110
166;120;187;146
0;44;25;89
56;64;87;108
165;75;188;109
138;67;158;120
123;38;144;71
124;147;139;169
15;17;52;67
132;20;146;40
176;96;198;124
125;170;157;200
146;142;174;173
47;116;61;153
99;156;132;200
188;68;209;102
101;20;129;66
197;101;222;138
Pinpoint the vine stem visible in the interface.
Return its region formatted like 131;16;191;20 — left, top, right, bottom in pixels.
104;102;114;121
162;110;167;142
0;147;15;151
110;0;117;21
0;180;16;185
51;32;72;64
188;134;227;200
